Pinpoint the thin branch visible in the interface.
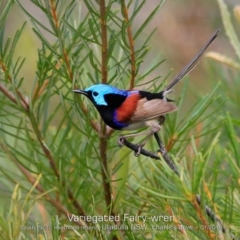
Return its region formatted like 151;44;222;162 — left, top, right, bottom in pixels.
49;1;73;80
32;60;63;101
121;136;179;174
63;48;74;81
0;61;29;110
166;206;187;235
50;0;59;28
154;133;179;176
0;84;28;111
196;194;226;234
122;138;160;159
27;113;59;179
192;194;214;238
100;0;108;83
99;133;114;214
121;0;136;89
17;88;29;109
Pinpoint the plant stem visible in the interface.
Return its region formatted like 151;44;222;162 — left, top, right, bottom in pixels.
100;0;108;83
121;0;136;89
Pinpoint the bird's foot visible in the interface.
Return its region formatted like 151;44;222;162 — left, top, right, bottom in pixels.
117;135;125;147
134;143;145;157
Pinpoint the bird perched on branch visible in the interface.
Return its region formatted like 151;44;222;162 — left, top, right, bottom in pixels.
73;28;220;155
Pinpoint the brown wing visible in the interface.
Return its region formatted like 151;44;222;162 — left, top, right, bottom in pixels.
130;98;177;122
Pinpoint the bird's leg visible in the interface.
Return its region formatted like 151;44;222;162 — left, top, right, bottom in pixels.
134;132;155;157
118;130;153;147
118;117;165;146
158;115;165;125
134;120;163;156
119;118;165;156
118;116;166;156
118;130;155;157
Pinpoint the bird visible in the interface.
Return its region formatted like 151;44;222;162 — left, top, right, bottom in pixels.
73;28;220;155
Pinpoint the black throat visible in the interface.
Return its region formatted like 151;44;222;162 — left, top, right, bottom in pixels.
92;93;128;130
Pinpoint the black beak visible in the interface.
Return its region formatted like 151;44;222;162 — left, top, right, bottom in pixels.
72;89;88;96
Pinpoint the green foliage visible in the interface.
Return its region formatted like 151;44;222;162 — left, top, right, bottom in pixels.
0;0;239;239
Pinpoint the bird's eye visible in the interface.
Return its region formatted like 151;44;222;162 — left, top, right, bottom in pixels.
93;91;98;96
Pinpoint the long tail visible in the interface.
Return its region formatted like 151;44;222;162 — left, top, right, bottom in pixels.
163;28;221;92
